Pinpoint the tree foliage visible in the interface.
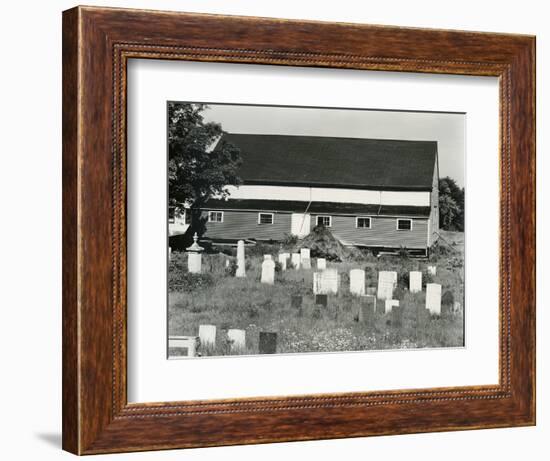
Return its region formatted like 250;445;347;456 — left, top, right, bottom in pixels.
168;102;242;211
168;103;242;239
438;176;464;231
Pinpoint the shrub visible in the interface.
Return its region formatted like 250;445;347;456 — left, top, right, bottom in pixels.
168;270;214;292
224;259;238;277
281;233;298;247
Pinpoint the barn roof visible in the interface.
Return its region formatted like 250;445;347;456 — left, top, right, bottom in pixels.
218;133;438;191
202;199;431;218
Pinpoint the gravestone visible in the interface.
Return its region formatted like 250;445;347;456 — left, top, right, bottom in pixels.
377;271;397;300
291;253;301;270
391;305;404;328
227;329;246;351
313;269;339;294
426;283;442;315
198;324;216;348
349;269;366;296
428;265;437;276
168;246;172;261
441;303;453;319
317;258;327;270
168;336;199;358
385;299;399;314
264;254;272;261
358;295;376;324
259;332;277;354
261;258;276;284
291;294;303;309
315;294;328;307
409;271;422;293
186;233;204;274
300;248;311;269
236;240;246;278
278;253;289;271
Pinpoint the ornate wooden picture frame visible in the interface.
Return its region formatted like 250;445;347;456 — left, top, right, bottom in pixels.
62;6;535;455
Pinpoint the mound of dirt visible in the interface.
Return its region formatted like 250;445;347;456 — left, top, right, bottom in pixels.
296;225;350;262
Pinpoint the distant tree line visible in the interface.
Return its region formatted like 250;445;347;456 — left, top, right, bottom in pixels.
438;176;464;232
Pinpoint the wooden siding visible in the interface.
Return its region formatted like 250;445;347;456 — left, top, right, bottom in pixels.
311;214;429;249
201;210;292;241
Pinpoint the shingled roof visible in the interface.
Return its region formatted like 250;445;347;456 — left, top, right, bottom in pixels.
218;133;438;191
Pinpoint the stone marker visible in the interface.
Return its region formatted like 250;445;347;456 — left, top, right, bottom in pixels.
409;271;422;293
261;257;276;284
259;332;277;354
315;294;328;307
301;258;311;269
168;246;172;261
313;268;339;294
317;258;327;270
377;271;397;300
227;329;246;351
358;295;376;324
291;294;303;308
441;303;453;319
300;248;311;269
426;283;442;315
264;254;272;261
291;252;301;270
236;240;246;278
198;324;216;348
186;233;204;274
168;336;199;357
349;269;366;296
392;305;404;328
428;265;437;276
385;299;399;314
278;253;289;270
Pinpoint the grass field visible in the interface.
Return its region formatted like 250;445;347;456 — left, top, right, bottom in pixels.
168;230;464;357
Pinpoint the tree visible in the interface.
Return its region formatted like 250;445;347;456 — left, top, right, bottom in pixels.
438;176;464;231
168;103;242;238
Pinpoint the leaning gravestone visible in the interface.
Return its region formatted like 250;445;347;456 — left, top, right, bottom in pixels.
385;299;399;314
426;283;442;315
291;252;301;270
358;295;376;324
317;258;327;270
227;329;246;351
377;271;397;300
315;294;328;307
259;332;277;354
291;294;303;309
278;253;289;270
236;240;246;278
300;248;312;269
261;258;276;284
349;269;366;296
409;271;422;293
198;324;216;348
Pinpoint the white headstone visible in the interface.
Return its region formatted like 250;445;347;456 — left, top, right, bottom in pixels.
317;258;327;270
428;265;437;276
410;271;422;293
291;253;301;270
198;324;216;348
227;329;246;351
377;271;397;300
168;336;198;357
278;253;288;270
313;269;339;294
426;283;442;314
168;246;172;261
349;269;366;296
187;253;202;274
264;254;272;261
236;240;246;277
385;299;399;314
261;258;276;284
300;248;311;259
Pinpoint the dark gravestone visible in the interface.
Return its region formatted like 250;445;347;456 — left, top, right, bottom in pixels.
315;294;328;307
291;294;303;308
392;305;404;328
259;332;277;354
358;296;376;325
441;303;453;320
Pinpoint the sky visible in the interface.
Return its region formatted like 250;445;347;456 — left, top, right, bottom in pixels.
197;103;465;187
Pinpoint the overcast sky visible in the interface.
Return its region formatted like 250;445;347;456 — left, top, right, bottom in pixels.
198;103;465;187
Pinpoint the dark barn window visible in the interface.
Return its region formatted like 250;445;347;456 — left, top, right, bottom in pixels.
258;213;274;225
316;216;332;227
208;211;224;223
356;217;371;229
396;219;412;231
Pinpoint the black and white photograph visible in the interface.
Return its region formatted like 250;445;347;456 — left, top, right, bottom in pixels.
167;102;465;358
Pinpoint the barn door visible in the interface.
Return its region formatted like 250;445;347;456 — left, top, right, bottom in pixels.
291;213;311;238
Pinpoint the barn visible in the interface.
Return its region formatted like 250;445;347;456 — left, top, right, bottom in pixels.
171;133;440;256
